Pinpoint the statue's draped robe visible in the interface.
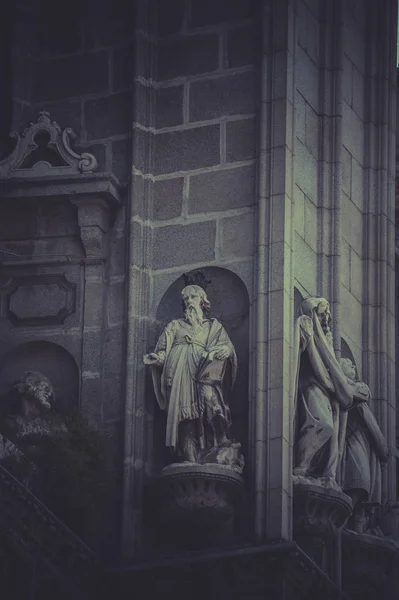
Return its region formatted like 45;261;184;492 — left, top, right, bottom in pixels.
293;300;353;477
342;382;389;504
151;318;236;450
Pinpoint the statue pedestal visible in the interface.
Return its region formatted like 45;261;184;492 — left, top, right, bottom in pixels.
149;463;244;551
293;481;352;585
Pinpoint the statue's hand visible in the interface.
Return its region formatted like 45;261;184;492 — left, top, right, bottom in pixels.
143;352;162;366
215;347;230;360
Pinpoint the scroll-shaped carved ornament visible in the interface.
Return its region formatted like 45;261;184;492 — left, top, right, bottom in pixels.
0;111;97;178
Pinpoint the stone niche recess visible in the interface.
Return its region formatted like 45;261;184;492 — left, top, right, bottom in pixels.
144;267;250;552
0;112;123;422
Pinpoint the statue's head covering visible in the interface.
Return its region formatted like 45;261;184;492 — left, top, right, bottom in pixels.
299;296;330;318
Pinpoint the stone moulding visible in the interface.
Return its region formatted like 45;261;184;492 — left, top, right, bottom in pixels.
148;463;244;549
293;483;353;538
0;111;97;178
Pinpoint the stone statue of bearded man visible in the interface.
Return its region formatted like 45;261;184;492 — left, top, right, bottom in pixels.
144;285;237;463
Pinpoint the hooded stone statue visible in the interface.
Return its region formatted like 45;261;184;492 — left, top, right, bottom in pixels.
293;297;353;484
144;285;237;464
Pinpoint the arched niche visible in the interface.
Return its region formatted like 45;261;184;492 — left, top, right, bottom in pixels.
0;341;79;414
150;267;250;472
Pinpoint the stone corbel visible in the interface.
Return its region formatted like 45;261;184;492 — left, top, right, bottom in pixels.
70;197;112;261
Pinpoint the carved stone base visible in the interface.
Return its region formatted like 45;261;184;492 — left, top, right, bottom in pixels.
293;482;352;583
148;463;244;550
294;483;353;537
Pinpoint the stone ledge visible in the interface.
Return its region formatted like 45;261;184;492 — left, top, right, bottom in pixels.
0;172;124;206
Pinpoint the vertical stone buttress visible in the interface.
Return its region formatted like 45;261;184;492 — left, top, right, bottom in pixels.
253;0;296;542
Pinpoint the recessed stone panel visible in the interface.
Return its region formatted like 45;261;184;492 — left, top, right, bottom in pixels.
3;275;76;327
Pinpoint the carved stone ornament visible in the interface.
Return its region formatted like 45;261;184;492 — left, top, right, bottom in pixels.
0;111;97;178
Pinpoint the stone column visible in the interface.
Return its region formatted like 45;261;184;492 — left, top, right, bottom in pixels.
362;0;397;503
121;0;156;560
253;0;296;542
70;196;112;425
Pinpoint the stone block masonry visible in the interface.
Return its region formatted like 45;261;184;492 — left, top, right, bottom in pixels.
146;0;258;291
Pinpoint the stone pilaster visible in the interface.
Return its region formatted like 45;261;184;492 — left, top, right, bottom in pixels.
253;0;296;542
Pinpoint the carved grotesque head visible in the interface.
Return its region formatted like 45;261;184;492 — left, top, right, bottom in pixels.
181;285;211;318
8;371;55;419
339;358;357;381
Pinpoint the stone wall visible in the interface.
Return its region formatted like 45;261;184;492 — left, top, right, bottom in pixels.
1;0;397;563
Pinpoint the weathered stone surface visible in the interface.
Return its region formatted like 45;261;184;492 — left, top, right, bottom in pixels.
83;282;104;327
154;125;220;175
305;103;319;158
132;128;152;174
190;0;256;27
157;0;185;35
154;178;183;220
82;330;103;372
297;0;319;66
103;375;122;421
113;43;134;92
112;138;131;183
189;72;255;122
342;195;363;255
342;102;364;165
295;140;318;204
33;52;109;102
294;185;305;238
33;1;82;57
295;46;319;114
157;35;219;81
83;0;134;47
85;92;131;140
155;86;184;129
227;23;258;68
108;282;125;325
189;165;255;213
152;221;216;269
135;37;156;80
133;83;153;128
342;146;352;198
349;247;363;302
351;156;364;211
294;233;317;296
226;118;256;163
220;212;254;258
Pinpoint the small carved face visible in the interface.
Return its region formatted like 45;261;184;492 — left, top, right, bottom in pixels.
316;300;331;332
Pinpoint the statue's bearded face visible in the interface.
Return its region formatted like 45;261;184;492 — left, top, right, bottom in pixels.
316;300;331;333
182;285;205;327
